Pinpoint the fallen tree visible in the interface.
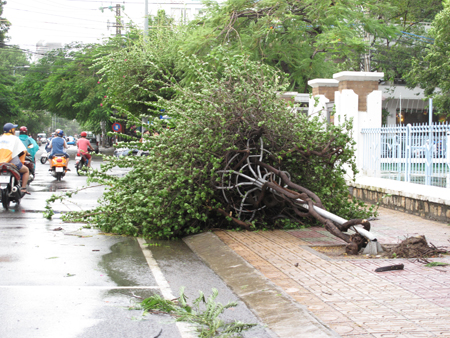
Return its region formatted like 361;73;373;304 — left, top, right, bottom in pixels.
48;49;376;241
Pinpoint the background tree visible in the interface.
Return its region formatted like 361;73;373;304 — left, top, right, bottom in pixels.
407;0;450;112
0;2;29;122
39;43;111;134
367;0;442;81
97;13;179;121
0;47;23;121
178;0;398;92
0;0;9;48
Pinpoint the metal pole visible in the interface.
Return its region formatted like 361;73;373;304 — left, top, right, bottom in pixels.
429;98;433;125
426;98;433;186
116;4;121;36
144;0;148;38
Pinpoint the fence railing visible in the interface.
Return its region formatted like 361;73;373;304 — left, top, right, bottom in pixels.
361;123;450;188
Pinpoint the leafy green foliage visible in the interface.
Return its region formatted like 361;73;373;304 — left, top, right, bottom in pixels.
0;0;9;47
425;261;450;267
39;43;111;133
49;50;373;239
140;287;257;338
96;17;180;121
407;0;450;113
179;0;398;91
0;45;30;122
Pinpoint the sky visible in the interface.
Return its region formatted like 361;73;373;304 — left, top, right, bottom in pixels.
3;0;177;55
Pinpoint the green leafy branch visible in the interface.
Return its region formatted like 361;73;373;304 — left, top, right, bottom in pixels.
140;287;257;338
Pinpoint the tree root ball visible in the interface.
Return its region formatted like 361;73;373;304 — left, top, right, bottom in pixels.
386;235;448;258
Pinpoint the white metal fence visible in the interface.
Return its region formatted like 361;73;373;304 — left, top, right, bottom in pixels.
361;123;450;188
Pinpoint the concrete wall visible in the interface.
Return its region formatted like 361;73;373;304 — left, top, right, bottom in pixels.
350;187;450;223
348;176;450;223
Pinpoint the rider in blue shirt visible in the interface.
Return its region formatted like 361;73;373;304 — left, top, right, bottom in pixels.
48;129;69;168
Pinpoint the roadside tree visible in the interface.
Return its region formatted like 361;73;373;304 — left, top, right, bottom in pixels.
407;0;450;112
178;0;398;92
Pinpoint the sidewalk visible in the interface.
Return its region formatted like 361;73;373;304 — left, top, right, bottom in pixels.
185;207;450;338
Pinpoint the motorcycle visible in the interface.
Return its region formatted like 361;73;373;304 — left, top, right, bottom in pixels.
40;150;49;164
49;154;69;181
24;154;35;184
0;162;25;209
24;143;36;184
75;150;91;175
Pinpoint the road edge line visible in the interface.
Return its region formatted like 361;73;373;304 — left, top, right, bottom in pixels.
137;237;196;338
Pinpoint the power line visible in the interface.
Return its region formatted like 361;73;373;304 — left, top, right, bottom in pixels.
9;17;105;30
35;0;99;10
7;7;109;24
12;0;98;12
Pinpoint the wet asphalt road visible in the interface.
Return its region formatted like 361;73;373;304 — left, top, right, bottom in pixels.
0;145;275;338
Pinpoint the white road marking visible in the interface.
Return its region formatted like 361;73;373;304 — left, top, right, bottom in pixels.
137;237;196;338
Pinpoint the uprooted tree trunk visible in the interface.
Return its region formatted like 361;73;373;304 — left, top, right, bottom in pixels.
214;136;370;253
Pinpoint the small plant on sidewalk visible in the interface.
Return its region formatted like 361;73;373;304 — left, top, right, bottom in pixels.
140;287;257;338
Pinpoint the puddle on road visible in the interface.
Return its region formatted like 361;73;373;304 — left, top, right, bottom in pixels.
99;238;157;288
31;183;74;192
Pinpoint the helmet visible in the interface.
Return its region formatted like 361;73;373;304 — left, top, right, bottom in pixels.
80;131;87;137
3;123;18;133
51;132;55;136
57;129;64;137
19;126;28;134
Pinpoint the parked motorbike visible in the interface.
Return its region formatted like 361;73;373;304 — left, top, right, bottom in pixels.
49;155;69;181
40;150;49;164
75;150;91;175
0;162;25;209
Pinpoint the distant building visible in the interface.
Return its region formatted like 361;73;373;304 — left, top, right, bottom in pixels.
379;84;447;125
35;40;62;62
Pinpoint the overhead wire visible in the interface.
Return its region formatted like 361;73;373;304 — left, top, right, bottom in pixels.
34;0;100;11
6;7;110;24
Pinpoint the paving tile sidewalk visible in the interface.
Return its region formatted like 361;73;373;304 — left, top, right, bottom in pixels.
214;207;450;337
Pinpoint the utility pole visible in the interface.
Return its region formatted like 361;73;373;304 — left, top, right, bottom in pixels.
115;4;121;36
100;4;124;37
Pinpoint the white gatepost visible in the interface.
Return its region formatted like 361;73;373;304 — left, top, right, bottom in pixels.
365;90;383;176
307;79;339;124
333;71;384;177
334;89;359;178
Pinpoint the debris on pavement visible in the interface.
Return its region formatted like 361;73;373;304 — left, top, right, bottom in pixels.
374;264;404;272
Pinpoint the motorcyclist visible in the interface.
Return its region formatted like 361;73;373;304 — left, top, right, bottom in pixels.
48;129;69;168
76;131;94;167
18;126;39;166
45;132;56;153
0;123;30;194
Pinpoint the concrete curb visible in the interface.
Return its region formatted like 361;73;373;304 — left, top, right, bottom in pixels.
183;232;341;338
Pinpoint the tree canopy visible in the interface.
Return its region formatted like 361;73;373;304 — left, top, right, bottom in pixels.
407;0;450;112
0;0;9;48
178;0;399;91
